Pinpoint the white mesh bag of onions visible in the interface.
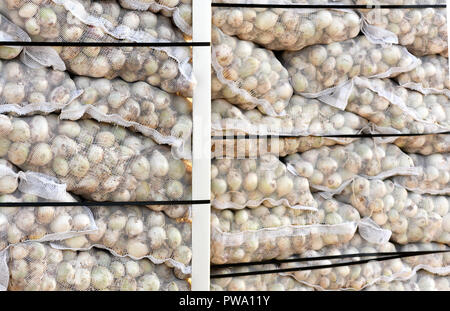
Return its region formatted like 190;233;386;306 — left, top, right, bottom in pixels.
0;242;191;291
212;26;293;117
211;265;314;291
212;0;361;51
393;153;450;195
0;59;82;115
282;35;420;97
284;139;420;193
51;206;192;274
365;270;450;291
319;77;450;136
357;0;448;57
280;234;450;291
211;194;392;264
61;76;193;159
394;55;450;98
335;176;450;245
0;162;97;252
211;155;317;210
212;136;359;159
0;114;192;208
212;96;368;136
393;134;450;156
0;1;195;97
117;0;192;36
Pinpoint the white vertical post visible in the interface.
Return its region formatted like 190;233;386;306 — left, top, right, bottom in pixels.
192;0;211;291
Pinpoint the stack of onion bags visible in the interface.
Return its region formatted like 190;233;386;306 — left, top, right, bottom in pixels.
0;0;195;97
1;242;190;291
0;162;97;251
212;26;293;116
212;0;361;51
357;0;448;57
52;206;192;274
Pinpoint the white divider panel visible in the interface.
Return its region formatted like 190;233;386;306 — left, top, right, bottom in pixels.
192;0;212;291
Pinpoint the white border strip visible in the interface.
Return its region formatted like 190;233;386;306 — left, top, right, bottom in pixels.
192;0;211;291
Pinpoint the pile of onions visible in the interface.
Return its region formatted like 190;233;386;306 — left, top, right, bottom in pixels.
56;206;192;272
0;1;194;96
118;0;192;36
212;26;293;116
283;234;450;290
336;176;449;244
63;76;192;155
212;0;361;51
282;36;419;96
211;155;317;209
5;242;190;291
393;134;450;156
357;0;448;56
0;114;192;208
211;265;313;291
395;55;450;97
394;153;450;195
285;139;417;192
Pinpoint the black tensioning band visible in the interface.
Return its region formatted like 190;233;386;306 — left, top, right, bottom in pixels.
0;41;211;47
211;3;447;9
212;132;450;140
211;249;450;268
210;249;450;278
0;199;210;207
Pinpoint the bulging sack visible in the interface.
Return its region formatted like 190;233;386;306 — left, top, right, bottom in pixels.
0;114;192;206
0;0;195;96
394;153;450;195
212;0;361;51
282;35;419;97
62;76;193;159
117;0;192;36
211;155;317;210
336;176;450;245
52;206;192;274
395;55;450;98
211;265;314;291
320;77;450;135
0;59;81;115
393;134;450;156
212;26;293;116
365;270;450;291
212;95;368;136
358;0;448;57
285;139;420;193
1;242;190;291
0;163;97;251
